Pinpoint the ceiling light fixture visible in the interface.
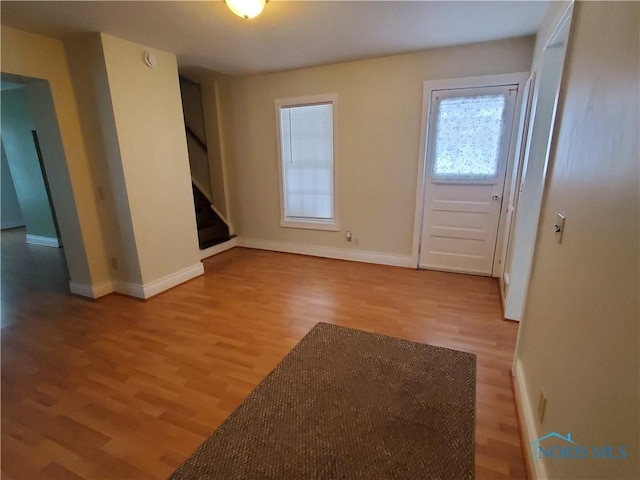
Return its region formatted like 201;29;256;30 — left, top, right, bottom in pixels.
225;0;267;19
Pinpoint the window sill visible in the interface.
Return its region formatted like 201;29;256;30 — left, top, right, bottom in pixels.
280;219;340;232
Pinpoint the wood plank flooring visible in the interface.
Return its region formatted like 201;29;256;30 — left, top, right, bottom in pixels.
1;229;526;479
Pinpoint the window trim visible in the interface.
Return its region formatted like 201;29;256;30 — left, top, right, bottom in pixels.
275;93;340;231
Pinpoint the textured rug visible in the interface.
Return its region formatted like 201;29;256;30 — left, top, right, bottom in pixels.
169;322;476;480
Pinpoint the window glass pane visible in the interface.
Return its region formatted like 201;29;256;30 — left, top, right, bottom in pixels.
288;104;333;165
280;102;334;221
432;94;506;182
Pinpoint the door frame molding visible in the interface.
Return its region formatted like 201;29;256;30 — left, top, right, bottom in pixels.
412;72;530;276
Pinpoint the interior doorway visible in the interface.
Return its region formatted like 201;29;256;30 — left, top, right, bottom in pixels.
502;6;574;321
1;74;71;322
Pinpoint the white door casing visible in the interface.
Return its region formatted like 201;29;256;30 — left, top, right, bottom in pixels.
499;74;535;298
415;76;526;276
505;5;573;321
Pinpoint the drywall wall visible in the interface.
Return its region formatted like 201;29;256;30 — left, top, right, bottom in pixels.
100;33;201;285
1;142;24;229
64;33;140;285
1;87;58;240
1;27;110;289
218;36;534;255
515;2;639;479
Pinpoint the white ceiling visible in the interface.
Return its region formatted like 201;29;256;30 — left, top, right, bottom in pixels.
1;1;549;76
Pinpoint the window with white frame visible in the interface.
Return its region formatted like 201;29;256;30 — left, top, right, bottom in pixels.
276;95;338;230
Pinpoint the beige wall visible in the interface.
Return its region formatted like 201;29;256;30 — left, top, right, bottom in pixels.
516;2;639;479
1;27;110;287
100;34;201;284
65;33;141;284
219;36;534;255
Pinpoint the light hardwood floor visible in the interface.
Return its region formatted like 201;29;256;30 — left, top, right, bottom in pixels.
1;229;526;479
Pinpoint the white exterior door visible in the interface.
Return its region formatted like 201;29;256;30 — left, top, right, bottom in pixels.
418;85;518;275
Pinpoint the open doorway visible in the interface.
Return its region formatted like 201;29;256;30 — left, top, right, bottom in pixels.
178;73;234;253
1;74;71;325
501;5;574;321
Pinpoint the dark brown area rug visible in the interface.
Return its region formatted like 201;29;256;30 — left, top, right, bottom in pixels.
169;322;476;480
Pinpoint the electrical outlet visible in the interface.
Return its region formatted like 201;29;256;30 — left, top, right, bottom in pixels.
537;390;548;423
345;231;352;242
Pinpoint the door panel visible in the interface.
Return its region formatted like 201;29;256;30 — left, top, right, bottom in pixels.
419;85;518;275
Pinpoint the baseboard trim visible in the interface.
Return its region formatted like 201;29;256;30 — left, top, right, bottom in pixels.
418;263;492;277
69;280;114;299
114;262;205;300
513;359;548;480
26;234;60;248
200;237;238;260
113;281;145;299
238;238;415;268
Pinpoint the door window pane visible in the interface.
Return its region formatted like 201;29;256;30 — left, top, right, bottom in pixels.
432;94;506;183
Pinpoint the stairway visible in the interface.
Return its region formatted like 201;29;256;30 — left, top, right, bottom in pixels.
193;183;232;249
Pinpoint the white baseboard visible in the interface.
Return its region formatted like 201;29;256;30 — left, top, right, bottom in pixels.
238;238;415;268
417;263;492;277
513;359;548;480
69;280;114;299
26;234;60;248
114;262;204;299
113;280;145;299
200;237;238;260
68;263;204;300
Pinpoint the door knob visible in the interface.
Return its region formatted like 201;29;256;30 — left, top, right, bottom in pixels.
491;195;501;201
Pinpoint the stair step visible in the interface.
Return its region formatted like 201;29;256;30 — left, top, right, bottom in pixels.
192;182;230;249
199;234;235;250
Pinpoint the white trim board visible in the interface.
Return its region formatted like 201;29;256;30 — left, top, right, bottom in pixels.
69;263;204;300
274;93;341;233
238;238;414;268
113;280;145;299
114;262;204;300
200;236;238;260
26;234;60;248
69;280;114;299
513;359;548;480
